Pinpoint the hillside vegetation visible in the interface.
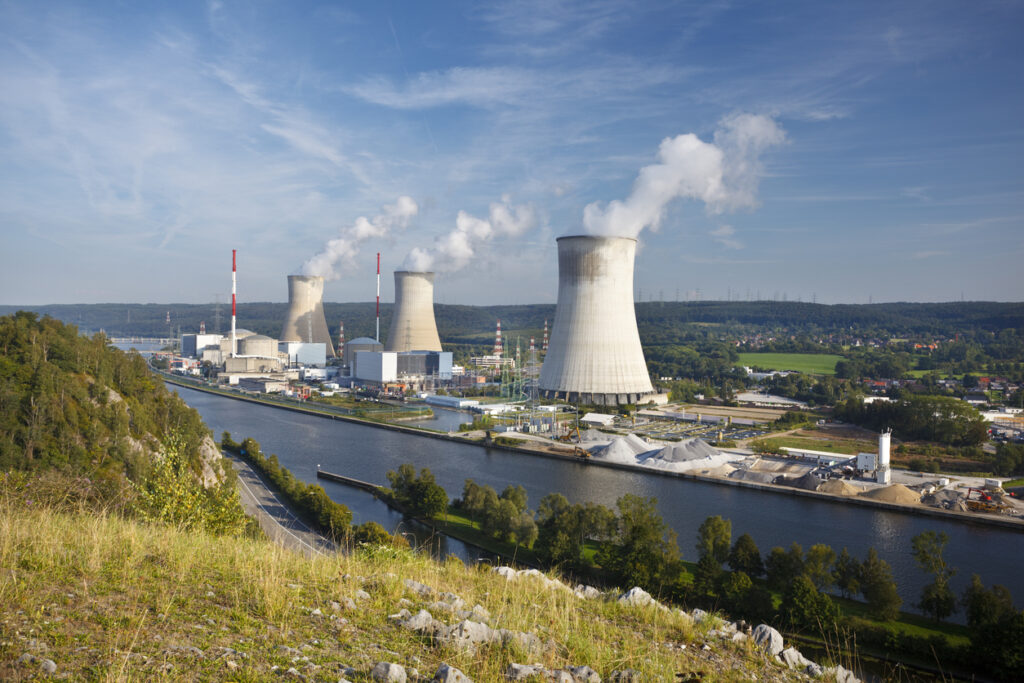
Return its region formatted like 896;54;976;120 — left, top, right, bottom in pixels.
0;487;820;682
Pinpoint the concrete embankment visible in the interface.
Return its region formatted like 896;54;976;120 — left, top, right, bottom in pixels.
161;372;1024;533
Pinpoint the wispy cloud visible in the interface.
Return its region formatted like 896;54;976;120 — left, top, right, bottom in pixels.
710;224;743;249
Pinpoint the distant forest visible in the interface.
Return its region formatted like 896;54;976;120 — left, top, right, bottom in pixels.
2;301;1021;350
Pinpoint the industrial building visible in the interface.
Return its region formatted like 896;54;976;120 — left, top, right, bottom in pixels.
180;333;223;358
353;349;453;388
279;341;327;367
385;271;443;352
539;235;657;406
281;275;337;358
343;337;383;369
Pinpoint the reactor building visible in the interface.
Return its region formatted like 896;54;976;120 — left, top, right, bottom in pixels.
281;275;337;358
384;271;443;352
539;235;656;406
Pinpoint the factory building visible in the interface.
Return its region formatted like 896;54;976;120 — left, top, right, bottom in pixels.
385;271;443;352
539;235;657;406
397;350;453;380
355;350;397;383
180;333;223;358
281;275;337;358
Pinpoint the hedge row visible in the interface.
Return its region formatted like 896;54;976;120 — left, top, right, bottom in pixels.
221;432;352;542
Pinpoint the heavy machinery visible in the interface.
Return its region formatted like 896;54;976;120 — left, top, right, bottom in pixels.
965;487;1007;513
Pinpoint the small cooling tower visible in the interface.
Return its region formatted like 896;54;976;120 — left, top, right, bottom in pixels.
281;275;337;358
540;235;655;406
385;271;442;352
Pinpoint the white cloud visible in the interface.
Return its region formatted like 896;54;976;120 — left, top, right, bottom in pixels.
710;224;743;249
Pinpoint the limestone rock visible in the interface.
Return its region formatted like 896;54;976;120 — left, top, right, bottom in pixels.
404;579;433;597
780;647;813;670
433;662;473;682
372;661;408;682
574;584;601;600
751;624;784;657
566;664;601;682
506;663;546;680
608;671;640;682
617;587;654;607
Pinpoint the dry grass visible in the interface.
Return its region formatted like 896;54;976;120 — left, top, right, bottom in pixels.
0;495;813;682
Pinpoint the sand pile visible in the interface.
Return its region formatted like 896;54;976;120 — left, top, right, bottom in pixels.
788;472;824;491
747;458;814;475
639;438;720;464
729;469;777;484
590;433;653;464
860;484;921;504
818;479;864;496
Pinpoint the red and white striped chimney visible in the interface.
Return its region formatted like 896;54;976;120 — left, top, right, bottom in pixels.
494;319;503;357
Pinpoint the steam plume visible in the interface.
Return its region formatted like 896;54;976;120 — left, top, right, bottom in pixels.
583;113;784;238
404;195;536;272
301;196;418;279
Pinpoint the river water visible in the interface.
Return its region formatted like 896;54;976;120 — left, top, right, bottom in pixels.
174;385;1023;613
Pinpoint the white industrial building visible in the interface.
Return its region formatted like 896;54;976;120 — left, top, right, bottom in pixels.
280;341;327;367
343;337;383;370
385;271;443;352
281;275;337;358
539;235;657;406
181;333;223;358
355;350;398;383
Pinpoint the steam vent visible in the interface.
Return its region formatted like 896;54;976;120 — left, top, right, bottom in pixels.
539;235;655;406
385;271;443;352
281;275;337;358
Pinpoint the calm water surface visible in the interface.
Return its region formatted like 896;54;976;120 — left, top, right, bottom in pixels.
174;385;1024;614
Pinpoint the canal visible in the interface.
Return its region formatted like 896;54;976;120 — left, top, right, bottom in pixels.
174;385;1024;613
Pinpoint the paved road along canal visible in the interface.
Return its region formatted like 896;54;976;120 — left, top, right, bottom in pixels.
175;385;1024;614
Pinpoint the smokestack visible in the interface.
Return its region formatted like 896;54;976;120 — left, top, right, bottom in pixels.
494;319;503;357
337;320;345;356
281;275;337;358
539;236;655;406
376;252;381;342
542;319;548;352
231;249;237;357
384;271;442;352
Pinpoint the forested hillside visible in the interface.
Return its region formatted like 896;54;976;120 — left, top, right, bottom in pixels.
0;311;213;479
4;300;1021;343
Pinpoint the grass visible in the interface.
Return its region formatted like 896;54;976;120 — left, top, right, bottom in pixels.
756;435;876;456
0;494;802;682
737;352;844;376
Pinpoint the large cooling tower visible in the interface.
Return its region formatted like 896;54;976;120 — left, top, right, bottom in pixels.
539;235;654;406
385;271;442;352
281;275;337;358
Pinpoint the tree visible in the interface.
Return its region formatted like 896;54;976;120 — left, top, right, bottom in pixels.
728;533;764;577
962;574;1015;629
804;544;837;591
353;521;393;546
500;484;528;513
834;548;861;599
721;571;753;613
695;515;732;565
911;531;957;621
597;494;680;591
860;548;902;621
783;575;838;631
766;543;804;591
387;465;448;518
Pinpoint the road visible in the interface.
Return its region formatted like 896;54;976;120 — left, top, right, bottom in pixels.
224;451;336;557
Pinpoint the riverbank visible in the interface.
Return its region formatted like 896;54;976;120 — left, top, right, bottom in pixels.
161;372;1024;532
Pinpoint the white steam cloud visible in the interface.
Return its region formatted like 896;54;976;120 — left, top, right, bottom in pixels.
404;195;536;272
301;196;418;279
582;113;785;238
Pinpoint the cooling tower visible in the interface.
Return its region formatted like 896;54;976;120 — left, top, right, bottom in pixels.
281;275;337;358
540;235;654;406
385;271;442;352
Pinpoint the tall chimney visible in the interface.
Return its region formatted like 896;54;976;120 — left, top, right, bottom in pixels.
231;249;237;357
539;236;654;406
384;271;442;353
281;275;337;358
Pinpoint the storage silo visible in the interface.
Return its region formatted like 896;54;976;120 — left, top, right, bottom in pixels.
384;271;443;352
539;235;655;406
281;275;337;358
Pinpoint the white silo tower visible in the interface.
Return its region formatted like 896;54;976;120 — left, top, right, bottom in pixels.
539;235;655;406
384;271;443;352
281;275;337;358
877;430;892;484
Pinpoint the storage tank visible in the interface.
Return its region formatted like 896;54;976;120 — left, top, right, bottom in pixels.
281;275;336;358
539;235;655;406
384;271;442;352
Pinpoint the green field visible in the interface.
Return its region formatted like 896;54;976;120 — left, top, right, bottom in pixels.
738;352;843;375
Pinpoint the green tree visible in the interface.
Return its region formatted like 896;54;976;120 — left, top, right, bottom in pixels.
353;521;393;546
962;574;1015;629
500;484;528;513
597;494;680;592
783;575;839;631
804;543;837;591
860;548;902;621
766;543;804;591
728;533;764;578
721;570;753;613
833;547;861;599
911;531;957;621
387;465;448;518
695;515;732;565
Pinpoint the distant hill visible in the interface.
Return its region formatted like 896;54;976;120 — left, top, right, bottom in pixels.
1;300;1021;346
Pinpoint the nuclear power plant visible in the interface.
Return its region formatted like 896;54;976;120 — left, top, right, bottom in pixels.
385;271;443;353
281;275;337;358
539;235;655;406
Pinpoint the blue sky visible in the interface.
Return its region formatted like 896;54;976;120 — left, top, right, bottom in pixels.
1;1;1021;306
